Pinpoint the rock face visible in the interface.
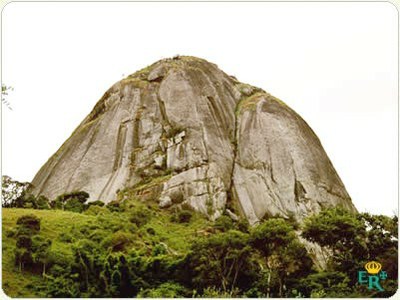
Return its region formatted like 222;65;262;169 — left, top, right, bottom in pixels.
31;56;356;223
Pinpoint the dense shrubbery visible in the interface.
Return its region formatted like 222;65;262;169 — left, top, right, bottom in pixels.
2;179;398;298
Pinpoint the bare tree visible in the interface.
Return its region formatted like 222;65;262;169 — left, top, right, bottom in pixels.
2;84;13;110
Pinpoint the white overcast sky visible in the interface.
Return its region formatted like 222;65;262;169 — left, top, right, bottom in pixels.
1;2;398;216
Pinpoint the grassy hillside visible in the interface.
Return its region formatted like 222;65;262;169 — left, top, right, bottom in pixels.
2;203;210;297
2;202;397;298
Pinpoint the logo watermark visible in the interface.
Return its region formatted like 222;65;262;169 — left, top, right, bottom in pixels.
357;261;388;291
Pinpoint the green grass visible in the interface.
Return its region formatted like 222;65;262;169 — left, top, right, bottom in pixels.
2;202;211;297
2;209;96;297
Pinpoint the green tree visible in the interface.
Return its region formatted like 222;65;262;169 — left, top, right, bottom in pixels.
302;208;398;297
99;253;133;297
189;230;254;295
32;236;52;276
16;214;41;233
302;207;366;254
14;214;41;271
15;247;33;272
357;213;397;259
250;218;311;297
51;191;89;211
72;239;100;293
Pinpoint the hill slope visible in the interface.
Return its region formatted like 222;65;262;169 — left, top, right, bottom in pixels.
2;203;210;297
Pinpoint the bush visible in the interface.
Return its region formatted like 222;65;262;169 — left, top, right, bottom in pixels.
137;282;188;298
84;205;109;216
177;210;192;223
89;229;109;243
64;198;86;213
16;235;32;249
236;218;249;233
170;209;193;223
52;191;90;211
129;208;151;227
146;227;156;235
152;243;167;256
16;214;41;233
106;201;123;213
201;286;240;298
87;200;105;208
36;195;50;209
213;215;234;232
6;228;16;238
102;231;133;252
58;232;74;243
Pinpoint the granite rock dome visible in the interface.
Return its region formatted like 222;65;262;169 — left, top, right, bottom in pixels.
31;56;356;224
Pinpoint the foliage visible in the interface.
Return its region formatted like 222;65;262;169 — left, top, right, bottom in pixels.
84;205;110;216
50;191;89;212
296;271;352;297
188;230;256;294
171;209;193;223
2;202;398;298
250;218;312;297
31;235;52;275
16;214;41;233
1;176;51;209
14;214;51;274
302;207;398;297
2;175;31;207
302;207;365;252
137;282;188;297
129;206;152;227
2;205;209;297
213;215;234;232
36;195;50;209
107;231;133;252
87;200;105;207
105;200;123;212
199;286;241;298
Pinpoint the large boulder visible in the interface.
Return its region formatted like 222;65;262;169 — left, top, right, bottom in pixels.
31;56;356;222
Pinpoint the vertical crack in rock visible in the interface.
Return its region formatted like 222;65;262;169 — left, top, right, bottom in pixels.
294;180;307;203
227;96;240;214
99;121;128;200
114;123;128;171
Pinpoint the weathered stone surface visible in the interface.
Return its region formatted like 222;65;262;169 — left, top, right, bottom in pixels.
232;92;357;224
31;56;356;223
